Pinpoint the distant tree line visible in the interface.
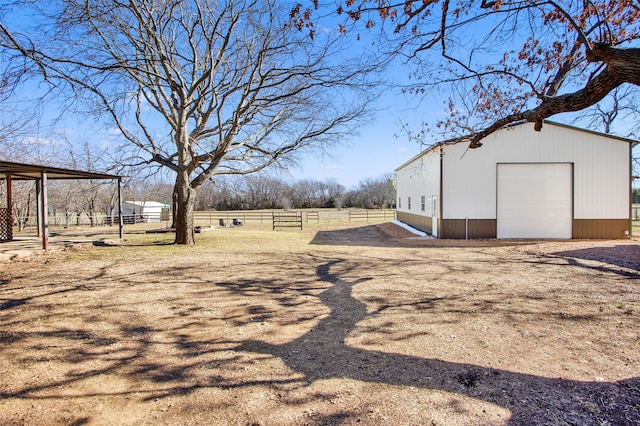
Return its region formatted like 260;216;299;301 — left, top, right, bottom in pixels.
119;173;396;212
192;174;396;211
3;172;396;228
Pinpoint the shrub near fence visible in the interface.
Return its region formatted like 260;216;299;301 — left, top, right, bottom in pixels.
193;209;396;226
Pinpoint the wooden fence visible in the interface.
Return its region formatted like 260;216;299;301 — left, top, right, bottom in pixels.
10;208;396;232
272;212;303;230
193;209;396;226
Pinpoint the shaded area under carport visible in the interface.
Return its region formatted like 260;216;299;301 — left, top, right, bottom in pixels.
0;160;123;251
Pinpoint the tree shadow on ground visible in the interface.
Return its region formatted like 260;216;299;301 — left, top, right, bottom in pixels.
310;224;535;248
92;240;174;247
2;246;638;424
238;257;640;425
552;244;640;277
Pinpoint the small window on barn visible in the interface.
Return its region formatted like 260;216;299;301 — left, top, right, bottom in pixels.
408;197;411;210
421;196;425;212
398;197;401;209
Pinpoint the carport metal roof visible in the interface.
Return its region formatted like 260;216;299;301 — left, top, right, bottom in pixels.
0;160;120;180
1;160;123;250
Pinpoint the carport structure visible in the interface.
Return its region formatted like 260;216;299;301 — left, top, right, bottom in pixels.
0;160;123;250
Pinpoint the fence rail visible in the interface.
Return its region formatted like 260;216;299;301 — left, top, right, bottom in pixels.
8;209;396;232
193;209;396;226
272;212;303;230
11;212;166;231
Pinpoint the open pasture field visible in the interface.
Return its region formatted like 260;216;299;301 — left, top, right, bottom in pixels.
1;223;639;425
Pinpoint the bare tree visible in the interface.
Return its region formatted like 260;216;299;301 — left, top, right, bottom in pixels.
243;175;288;209
568;85;640;181
291;179;322;208
351;173;395;209
321;178;346;208
0;111;38;161
193;179;224;211
6;180;35;231
296;1;640;147
570;86;640;137
0;46;33;158
0;0;381;244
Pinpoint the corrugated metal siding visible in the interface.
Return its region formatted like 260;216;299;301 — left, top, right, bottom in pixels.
395;148;440;218
442;122;629;220
442;141;497;219
440;219;496;239
397;211;432;234
571;136;629;219
572;219;630;239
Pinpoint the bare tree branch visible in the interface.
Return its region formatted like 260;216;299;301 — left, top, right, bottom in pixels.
327;0;640;147
1;0;383;244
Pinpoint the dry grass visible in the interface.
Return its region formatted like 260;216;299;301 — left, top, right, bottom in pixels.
1;222;639;425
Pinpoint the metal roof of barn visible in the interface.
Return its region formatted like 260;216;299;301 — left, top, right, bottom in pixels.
394;120;638;172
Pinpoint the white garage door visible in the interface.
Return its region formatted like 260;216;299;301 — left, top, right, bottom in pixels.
497;163;572;239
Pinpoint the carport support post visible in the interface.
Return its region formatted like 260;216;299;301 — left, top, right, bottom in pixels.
40;171;49;251
6;175;13;241
35;179;42;237
117;177;123;239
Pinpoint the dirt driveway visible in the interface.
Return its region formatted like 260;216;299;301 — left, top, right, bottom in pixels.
1;223;639;425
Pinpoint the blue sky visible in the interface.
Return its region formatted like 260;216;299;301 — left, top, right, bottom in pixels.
4;2;636;190
5;69;431;190
290;87;437;188
1;1;442;190
4;44;436;191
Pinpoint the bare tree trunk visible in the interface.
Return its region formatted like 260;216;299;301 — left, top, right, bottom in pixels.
1;1;379;246
171;187;178;230
174;171;195;245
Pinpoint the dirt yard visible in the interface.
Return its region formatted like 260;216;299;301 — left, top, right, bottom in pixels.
1;222;639;425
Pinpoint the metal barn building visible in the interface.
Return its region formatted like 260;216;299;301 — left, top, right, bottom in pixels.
394;121;633;239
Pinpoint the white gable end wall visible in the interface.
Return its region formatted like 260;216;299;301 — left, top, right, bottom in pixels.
442;122;629;220
441;140;497;219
